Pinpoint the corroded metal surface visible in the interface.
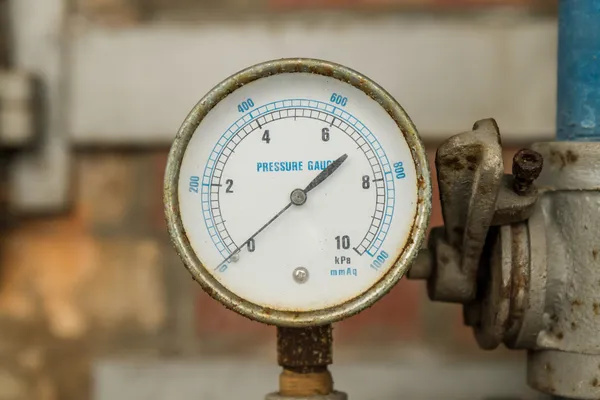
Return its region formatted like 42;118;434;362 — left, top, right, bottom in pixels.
460;141;600;398
409;118;504;302
525;142;600;399
408;123;541;286
163;58;431;327
512;149;543;195
529;351;600;399
277;325;332;371
491;175;538;226
533;142;600;191
462;140;600;399
514;201;547;350
468;221;541;351
471;226;510;350
276;326;337;397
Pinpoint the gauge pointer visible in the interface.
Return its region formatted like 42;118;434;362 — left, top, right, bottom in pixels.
303;153;348;194
215;153;348;269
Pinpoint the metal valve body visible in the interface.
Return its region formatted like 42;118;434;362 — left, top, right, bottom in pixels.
526;142;600;398
408;1;600;398
409;127;600;399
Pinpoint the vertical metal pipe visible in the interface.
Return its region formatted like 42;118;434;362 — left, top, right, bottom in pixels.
276;325;333;397
556;0;600;141
549;4;600;399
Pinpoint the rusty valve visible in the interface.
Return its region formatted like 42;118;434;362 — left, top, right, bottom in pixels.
407;119;543;348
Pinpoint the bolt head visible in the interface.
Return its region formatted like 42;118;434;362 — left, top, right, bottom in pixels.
512;149;543;182
293;267;309;284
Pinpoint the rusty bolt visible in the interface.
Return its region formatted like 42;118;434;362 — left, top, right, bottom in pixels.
512;149;543;195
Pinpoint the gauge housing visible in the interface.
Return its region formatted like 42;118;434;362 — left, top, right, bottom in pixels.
164;58;431;327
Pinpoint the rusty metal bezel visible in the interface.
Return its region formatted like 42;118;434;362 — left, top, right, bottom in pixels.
164;58;431;327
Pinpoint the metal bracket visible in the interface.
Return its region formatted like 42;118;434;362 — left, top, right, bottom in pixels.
4;0;71;214
413;119;504;302
0;71;38;148
408;119;542;304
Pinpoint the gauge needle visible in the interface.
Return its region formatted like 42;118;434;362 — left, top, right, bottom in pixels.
215;153;349;269
303;153;348;194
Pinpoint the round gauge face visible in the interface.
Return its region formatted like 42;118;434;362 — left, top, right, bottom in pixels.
166;60;430;325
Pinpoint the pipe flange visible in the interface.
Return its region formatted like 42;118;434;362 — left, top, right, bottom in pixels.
511;201;547;349
469;226;511;350
468;218;544;350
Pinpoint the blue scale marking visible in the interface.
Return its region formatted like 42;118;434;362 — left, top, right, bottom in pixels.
200;99;396;260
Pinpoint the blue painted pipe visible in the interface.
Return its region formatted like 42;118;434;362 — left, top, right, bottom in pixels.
557;0;600;141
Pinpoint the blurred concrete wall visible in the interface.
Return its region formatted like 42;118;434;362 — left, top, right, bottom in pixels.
0;1;556;399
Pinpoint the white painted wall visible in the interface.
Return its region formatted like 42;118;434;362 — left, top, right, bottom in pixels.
7;2;559;211
69;15;558;146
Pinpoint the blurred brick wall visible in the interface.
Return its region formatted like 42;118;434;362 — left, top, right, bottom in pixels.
0;1;545;399
0;146;521;399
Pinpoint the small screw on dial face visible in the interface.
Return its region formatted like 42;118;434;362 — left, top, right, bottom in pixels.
293;267;309;284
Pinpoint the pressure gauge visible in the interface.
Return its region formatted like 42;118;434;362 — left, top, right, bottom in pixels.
164;59;431;326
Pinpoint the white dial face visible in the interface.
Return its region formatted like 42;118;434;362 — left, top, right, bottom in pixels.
178;72;418;312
